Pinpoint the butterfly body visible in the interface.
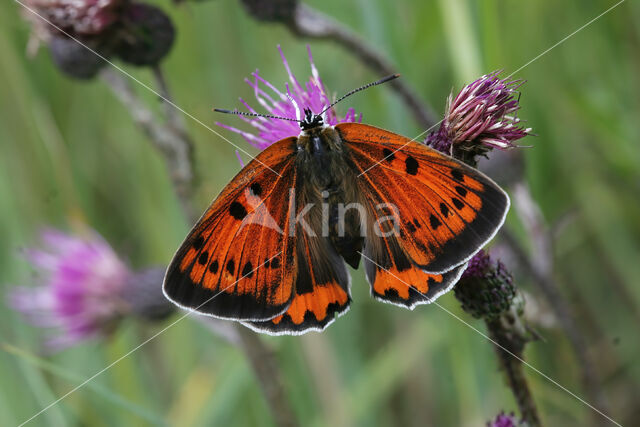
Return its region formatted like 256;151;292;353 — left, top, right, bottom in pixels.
164;110;510;334
295;118;366;270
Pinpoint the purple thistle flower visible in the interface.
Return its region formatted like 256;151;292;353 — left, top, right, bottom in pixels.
487;411;522;427
216;46;361;150
7;229;131;350
427;71;531;158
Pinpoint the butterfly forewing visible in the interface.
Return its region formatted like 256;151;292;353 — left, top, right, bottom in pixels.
337;123;509;274
163;137;299;321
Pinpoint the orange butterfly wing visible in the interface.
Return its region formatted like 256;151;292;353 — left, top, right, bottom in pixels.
246;193;352;334
163;137;299;321
364;243;467;308
337;123;509;275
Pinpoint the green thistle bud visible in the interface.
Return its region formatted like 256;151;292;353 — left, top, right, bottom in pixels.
455;250;518;320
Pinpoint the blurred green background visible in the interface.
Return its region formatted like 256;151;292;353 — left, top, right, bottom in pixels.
1;0;639;426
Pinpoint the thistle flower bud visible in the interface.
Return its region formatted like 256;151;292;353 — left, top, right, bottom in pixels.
49;36;110;79
487;411;522;427
454;250;518;320
426;72;531;166
116;3;175;66
123;267;175;321
240;0;298;23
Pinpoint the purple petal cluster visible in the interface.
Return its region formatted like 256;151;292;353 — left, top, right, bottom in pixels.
461;249;492;279
25;0;124;37
7;229;130;349
487;411;521;427
427;71;531;155
216;46;360;150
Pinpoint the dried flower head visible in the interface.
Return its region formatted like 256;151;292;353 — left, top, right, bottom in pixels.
24;0;124;38
427;72;531;164
6;229;173;350
20;0;175;79
216;46;360;150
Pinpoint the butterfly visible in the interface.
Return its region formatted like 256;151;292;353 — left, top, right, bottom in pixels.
163;75;509;335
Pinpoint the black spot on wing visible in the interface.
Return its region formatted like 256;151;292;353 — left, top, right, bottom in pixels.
209;260;219;274
226;259;235;275
383;148;395;162
440;203;450;217
452;198;465;210
242;261;254;278
270;257;280;269
193;236;205;250
451;169;464;182
198;251;209;265
229;202;247;220
405;156;419;175
455;186;468;197
429;215;442;230
250;182;262;196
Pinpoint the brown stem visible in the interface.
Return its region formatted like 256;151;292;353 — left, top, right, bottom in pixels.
151;66;193;142
487;318;542;427
237;327;299;427
100;68;195;219
285;3;438;129
504;182;610;422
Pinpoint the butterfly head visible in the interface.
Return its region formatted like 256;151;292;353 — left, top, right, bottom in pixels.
300;108;324;132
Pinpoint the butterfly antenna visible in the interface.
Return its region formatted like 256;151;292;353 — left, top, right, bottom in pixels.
319;74;400;116
214;108;301;123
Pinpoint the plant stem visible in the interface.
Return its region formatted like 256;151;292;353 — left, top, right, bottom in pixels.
503;182;610;422
237;327;299;427
284;3;438;129
100;68;195;219
487;318;542;426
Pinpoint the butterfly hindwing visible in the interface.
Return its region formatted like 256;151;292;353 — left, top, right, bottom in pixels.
246;189;352;334
163;137;299;321
337;123;509;274
364;240;466;307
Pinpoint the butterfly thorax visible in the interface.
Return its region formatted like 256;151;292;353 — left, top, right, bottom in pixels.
296;123;346;188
